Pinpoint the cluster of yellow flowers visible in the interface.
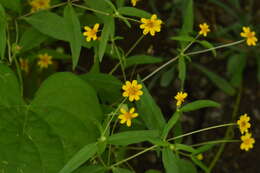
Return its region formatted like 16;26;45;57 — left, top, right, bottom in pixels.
118;80;143;127
29;0;50;12
237;114;255;151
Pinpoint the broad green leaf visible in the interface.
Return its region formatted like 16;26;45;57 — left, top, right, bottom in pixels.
59;143;97;173
24;11;68;41
125;55;163;68
99;17;114;61
178;56;186;88
112;167;133;173
170;35;194;42
161;112;181;140
19;27;48;52
80;73;122;103
227;54;246;87
84;0;113;13
192;63;236;96
179;159;197;173
162;148;180;173
136;79;166;131
0;0;21;13
64;5;82;70
197;40;216;57
0;65;103;172
191;156;209;173
0;4;6;59
118;7;151;18
180;100;220;112
108;130;159;146
31;73;103;159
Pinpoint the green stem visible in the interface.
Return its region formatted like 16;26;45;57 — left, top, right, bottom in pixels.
125;35;145;57
167;123;236;142
208;86;242;171
110;145;157;168
185;40;244;56
72;3;111;16
190;139;240;147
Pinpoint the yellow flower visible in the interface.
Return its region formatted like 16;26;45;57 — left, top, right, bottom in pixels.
196;154;203;160
240;133;255;151
30;0;50;12
118;107;138;127
131;0;139;6
37;53;53;69
199;23;210;37
122;80;143;102
237;113;251;134
174;92;188;107
83;24;100;42
140;14;162;36
19;59;29;73
240;26;258;46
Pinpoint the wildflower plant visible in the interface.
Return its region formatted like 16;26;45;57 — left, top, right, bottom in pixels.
0;0;258;173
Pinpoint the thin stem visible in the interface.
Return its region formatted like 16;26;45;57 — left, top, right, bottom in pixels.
185;40;244;56
190;139;240;147
125;35;145;57
142;55;179;82
182;34;200;53
110;145;157;168
102;98;126;136
107;118;119;165
167;123;236;142
72;3;111;16
209;86;242;171
114;44;126;81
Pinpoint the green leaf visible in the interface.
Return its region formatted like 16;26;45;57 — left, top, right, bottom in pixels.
24;11;68;41
0;65;104;172
0;4;6;59
193;144;215;155
181;0;193;35
178;56;186;87
170;35;194;42
118;7;151;18
160;67;175;87
125;55;163;68
227;54;246;87
80;73;122;103
75;165;105;173
0;0;21;13
136;78;166;131
64;4;82;70
161;112;181;140
191;156;209;173
197;40;217;57
162;148;180;173
192;63;236;96
19;27;48;52
180;100;221;112
178;159;197;173
175;144;196;153
99;17;114;61
108;130;159;146
112;167;133;173
59;143;97;173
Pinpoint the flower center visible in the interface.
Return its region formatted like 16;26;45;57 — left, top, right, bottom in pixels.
129;87;138;95
241;121;246;127
244;138;251;145
124;112;132;120
146;20;155;28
